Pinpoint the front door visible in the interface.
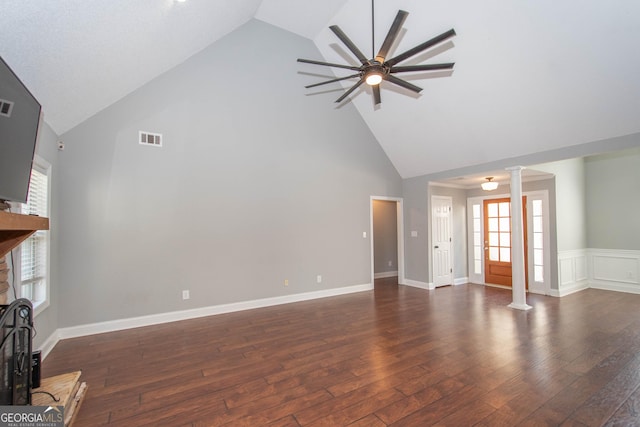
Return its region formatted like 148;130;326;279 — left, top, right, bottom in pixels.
483;197;528;287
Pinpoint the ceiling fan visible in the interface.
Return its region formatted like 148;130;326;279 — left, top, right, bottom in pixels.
297;1;456;105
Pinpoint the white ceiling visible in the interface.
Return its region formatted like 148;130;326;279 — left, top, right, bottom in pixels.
2;0;640;179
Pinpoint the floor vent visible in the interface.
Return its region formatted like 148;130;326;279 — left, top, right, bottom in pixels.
0;99;14;118
139;131;162;147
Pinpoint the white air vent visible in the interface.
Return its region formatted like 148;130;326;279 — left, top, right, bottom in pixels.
139;131;163;147
0;99;14;118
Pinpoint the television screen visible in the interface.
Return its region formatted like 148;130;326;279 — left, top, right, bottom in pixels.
0;55;41;204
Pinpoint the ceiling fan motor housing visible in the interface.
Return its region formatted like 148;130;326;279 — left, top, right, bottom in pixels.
363;62;388;85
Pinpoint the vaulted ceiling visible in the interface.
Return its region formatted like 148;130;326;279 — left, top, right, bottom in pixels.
2;0;639;179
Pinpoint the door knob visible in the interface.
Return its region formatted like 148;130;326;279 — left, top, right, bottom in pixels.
434;245;439;249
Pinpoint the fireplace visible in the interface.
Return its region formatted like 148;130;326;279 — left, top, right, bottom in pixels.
0;298;33;405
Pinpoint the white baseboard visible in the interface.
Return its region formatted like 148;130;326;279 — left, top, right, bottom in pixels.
374;271;398;279
402;279;433;290
453;277;469;286
52;283;372;343
37;330;61;361
590;280;640;294
550;280;589;297
38;248;640;357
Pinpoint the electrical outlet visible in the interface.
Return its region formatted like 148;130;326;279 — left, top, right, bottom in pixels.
317;275;322;284
388;260;393;267
284;279;289;286
182;290;190;300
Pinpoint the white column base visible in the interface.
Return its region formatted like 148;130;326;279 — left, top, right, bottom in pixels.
508;302;533;311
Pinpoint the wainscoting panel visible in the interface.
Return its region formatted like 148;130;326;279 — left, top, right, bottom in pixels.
556;250;589;296
556;249;640;296
589;249;640;294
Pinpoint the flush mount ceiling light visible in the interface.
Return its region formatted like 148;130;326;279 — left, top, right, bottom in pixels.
297;0;456;105
481;177;499;191
364;64;384;86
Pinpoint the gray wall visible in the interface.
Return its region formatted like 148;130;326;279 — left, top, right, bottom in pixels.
56;20;402;328
372;200;397;275
32;121;60;349
585;147;640;249
403;176;430;283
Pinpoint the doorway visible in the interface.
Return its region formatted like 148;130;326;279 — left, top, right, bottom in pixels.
432;196;453;287
468;191;550;294
483;197;528;288
370;197;405;286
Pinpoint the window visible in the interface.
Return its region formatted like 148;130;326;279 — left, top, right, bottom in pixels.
471;203;482;275
17;156;51;313
531;199;544;283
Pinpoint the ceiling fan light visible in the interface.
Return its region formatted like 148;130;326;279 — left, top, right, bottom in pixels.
481;177;499;191
365;72;383;86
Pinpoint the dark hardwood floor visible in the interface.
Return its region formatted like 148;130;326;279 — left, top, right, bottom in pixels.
41;279;640;426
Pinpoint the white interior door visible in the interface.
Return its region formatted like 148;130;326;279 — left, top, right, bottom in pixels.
432;196;453;287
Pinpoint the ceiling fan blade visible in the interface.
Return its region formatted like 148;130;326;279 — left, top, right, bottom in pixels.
335;78;365;103
329;25;370;65
385;74;422;93
373;84;381;105
305;73;361;89
297;58;361;71
390;63;455;73
375;10;409;63
385;29;456;67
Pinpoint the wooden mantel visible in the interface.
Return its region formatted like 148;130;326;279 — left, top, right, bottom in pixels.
0;210;49;258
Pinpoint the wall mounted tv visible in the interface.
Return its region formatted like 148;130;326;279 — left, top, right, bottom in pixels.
0;55;41;204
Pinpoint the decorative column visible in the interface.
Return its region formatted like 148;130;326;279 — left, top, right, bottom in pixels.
0;200;10;305
506;166;532;310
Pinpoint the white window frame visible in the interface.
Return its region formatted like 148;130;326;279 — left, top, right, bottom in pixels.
13;155;51;316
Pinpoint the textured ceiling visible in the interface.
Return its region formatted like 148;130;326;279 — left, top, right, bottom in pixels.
2;0;640;179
